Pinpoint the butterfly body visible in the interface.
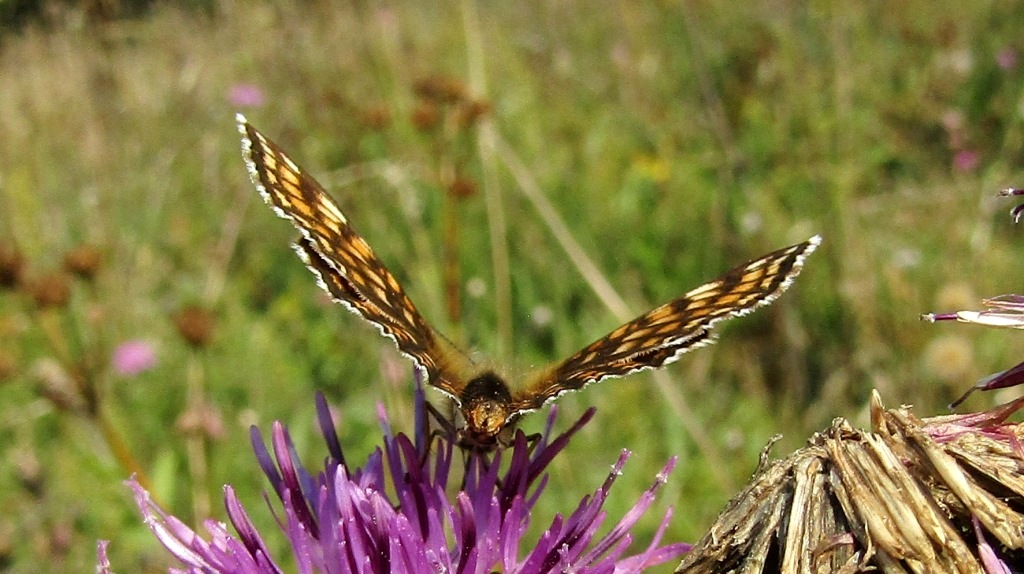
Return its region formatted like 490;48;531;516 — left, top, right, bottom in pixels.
456;371;519;448
237;114;820;450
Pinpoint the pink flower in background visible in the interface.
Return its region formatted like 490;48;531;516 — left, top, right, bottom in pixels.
953;149;980;173
228;83;265;108
375;7;398;32
996;47;1018;71
941;109;967;149
112;341;157;376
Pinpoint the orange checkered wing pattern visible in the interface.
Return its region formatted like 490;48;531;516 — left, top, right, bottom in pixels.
511;236;821;413
237;114;469;403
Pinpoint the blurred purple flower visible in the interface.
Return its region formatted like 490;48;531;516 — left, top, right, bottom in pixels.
106;377;689;573
953;149;980;173
228;83;265;108
375;7;398;32
941;109;967;149
996;47;1018;71
111;340;157;376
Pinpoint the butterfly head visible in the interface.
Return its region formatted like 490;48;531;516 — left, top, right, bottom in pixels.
456;371;519;449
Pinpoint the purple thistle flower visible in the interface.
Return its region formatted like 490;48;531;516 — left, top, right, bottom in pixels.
996;47;1019;71
953;149;981;173
111;340;158;376
106;376;689;573
228;83;266;108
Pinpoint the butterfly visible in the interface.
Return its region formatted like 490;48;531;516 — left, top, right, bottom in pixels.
237;113;820;449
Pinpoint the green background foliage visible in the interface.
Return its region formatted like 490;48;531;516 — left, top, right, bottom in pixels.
2;1;1024;571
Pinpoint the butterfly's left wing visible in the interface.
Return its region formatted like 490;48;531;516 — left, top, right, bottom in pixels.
237;114;471;403
509;236;821;414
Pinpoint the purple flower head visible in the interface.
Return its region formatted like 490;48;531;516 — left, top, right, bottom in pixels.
111;340;158;376
229;84;266;109
953;149;980;173
113;374;689;572
996;47;1018;71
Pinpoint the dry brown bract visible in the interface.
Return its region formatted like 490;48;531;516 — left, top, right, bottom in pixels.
676;391;1024;573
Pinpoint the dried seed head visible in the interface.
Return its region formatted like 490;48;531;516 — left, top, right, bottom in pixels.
28;272;71;309
174;305;215;348
413;76;467;104
411;102;440;132
48;521;73;557
13;449;43;498
447;177;478;199
0;244;25;289
0;350;15;382
0;521;13;567
456;100;490;128
176;401;226;440
32;358;86;413
677;392;1024;572
360;106;392;131
922;334;975;383
63;244;102;281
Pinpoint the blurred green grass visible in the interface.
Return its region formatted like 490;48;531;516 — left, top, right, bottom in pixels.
2;1;1024;571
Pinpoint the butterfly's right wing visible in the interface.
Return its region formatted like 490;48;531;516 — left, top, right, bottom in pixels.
511;236;821;414
238;114;470;403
